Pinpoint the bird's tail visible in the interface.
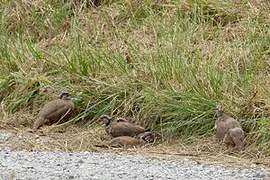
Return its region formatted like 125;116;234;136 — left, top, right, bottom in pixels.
32;117;44;131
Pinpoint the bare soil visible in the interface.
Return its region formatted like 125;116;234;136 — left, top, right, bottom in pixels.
0;111;269;171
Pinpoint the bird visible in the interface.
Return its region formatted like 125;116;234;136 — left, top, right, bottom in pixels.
213;105;242;140
109;131;155;147
213;105;244;150
109;136;142;147
99;115;148;137
32;92;75;131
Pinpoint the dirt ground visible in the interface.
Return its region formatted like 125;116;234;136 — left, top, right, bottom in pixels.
0;112;269;172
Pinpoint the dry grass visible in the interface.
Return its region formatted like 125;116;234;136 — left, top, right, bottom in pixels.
0;112;270;169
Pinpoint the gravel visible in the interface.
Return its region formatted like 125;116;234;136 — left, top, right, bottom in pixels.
0;132;12;143
0;150;268;180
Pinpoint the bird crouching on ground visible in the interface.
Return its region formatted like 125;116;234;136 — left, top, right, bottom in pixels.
32;92;75;131
109;131;155;148
213;105;245;151
99;115;149;137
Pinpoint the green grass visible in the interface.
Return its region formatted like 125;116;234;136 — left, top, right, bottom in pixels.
0;0;269;154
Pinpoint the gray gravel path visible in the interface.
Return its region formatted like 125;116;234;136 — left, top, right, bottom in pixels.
0;150;268;180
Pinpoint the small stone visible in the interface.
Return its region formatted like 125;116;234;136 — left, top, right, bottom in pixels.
68;175;75;179
78;159;84;163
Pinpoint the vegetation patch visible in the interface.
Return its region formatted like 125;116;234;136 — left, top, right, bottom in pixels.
0;0;269;155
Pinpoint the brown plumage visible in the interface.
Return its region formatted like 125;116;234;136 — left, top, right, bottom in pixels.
213;105;244;150
109;132;155;147
99;115;147;137
223;127;244;151
214;105;241;140
33;92;75;131
109;136;141;147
